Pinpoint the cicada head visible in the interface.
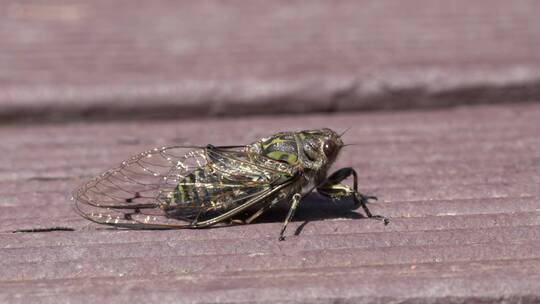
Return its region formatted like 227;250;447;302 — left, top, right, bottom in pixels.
296;128;344;171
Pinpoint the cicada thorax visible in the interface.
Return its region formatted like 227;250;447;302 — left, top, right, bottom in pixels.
252;130;341;183
255;132;300;166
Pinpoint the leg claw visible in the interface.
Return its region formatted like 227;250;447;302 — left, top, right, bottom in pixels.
371;215;390;225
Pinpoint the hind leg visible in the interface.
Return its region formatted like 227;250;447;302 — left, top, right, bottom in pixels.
228;203;274;225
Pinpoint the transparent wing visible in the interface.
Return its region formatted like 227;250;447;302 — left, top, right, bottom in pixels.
73;145;296;229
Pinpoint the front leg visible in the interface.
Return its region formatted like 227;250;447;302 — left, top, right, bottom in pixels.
317;167;389;225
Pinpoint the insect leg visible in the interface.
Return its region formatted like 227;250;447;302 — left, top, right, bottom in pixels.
279;193;302;241
190;208;205;226
228;204;273;225
245;191;289;224
246;204;273;224
318;167;389;225
230;191;287;225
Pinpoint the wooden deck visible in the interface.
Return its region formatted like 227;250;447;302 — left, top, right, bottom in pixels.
1;1;539;303
2;104;539;302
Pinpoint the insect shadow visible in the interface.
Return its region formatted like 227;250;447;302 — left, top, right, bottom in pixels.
94;193;365;236
254;193;364;236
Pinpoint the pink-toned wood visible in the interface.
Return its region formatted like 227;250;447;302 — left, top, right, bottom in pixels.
1;103;539;302
1;0;540;122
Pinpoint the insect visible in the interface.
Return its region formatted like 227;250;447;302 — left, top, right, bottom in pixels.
73;128;388;240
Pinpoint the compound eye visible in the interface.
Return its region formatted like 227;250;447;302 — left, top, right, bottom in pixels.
323;140;337;158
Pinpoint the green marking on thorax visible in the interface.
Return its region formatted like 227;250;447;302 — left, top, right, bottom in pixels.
262;137;287;150
267;151;298;165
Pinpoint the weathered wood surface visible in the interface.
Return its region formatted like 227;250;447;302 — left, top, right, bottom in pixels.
1;0;540;122
1;103;539;303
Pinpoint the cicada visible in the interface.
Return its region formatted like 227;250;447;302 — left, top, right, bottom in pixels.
73;128;388;240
